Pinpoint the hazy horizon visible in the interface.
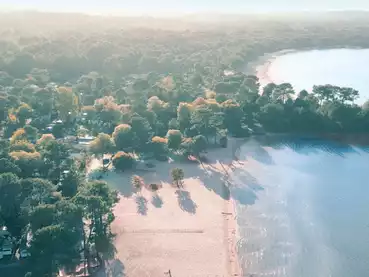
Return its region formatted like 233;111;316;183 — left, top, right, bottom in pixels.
1;0;369;16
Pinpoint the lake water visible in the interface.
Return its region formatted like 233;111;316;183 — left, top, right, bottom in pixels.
231;136;369;277
263;49;369;104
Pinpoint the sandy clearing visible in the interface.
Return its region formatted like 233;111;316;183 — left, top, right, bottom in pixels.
92;138;245;277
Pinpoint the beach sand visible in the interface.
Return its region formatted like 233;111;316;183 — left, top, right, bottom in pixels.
246;49;297;87
91;138;245;277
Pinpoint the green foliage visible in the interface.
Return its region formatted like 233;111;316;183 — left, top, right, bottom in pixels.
59;163;81;198
131;175;144;190
270;83;295;102
151;136;168;160
259;102;287;132
95;96;122;126
51;123;65;139
10;151;42;178
89;133;115;156
0;157;21;174
10;140;36;153
10;128;28;144
1;13;369;275
0;173;23;237
20;178;60;207
56;86;78;120
130;114;153;150
36;134;56;147
220;135;228;148
191;105;216;139
177;103;192;131
31;88;53;116
29;204;56;232
222;100;246;137
112;124;134;151
261;83;276;98
75;180;118;265
16;103;32;124
191;135;207;156
23;125;38;141
29;223;81;276
298;89;309;99
112;151;135;171
171;168;184;187
166;129;183;150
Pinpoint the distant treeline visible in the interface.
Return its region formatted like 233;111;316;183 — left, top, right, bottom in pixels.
1;11;369;82
2;12;369;277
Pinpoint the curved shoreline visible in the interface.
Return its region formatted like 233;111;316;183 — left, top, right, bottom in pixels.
245;49;297;85
248;47;369;88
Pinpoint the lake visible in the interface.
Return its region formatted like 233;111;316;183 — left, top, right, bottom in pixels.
232;136;369;277
260;49;369;104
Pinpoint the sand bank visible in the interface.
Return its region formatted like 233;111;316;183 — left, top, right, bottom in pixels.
246;49;296;87
249;47;365;87
91;138;245;277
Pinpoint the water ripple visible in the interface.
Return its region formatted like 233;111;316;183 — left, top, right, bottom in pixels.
233;137;369;277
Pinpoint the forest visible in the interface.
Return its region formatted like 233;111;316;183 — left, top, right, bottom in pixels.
1;11;369;277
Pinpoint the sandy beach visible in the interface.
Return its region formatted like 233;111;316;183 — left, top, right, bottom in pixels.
246;49;297;86
250;47;359;87
90;138;245;277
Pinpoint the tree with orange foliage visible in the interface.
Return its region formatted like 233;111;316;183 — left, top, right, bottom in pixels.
151;136;168;160
10;150;42;177
89;133;115;156
15;103;32;125
10;128;27;144
10;141;36;153
112;151;135;171
37;134;56;147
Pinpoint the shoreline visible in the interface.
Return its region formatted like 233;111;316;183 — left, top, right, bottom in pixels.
224;198;241;277
90;137;245;277
247;46;368;87
222;138;247;277
245;49;296;85
254;132;369;147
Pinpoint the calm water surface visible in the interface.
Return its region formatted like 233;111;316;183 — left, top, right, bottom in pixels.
264;49;369;104
231;137;369;277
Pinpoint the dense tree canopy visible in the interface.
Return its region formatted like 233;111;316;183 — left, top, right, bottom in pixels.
89;133;115;156
166;130;183;150
112;124;134;151
1;10;369;277
112;151;135;171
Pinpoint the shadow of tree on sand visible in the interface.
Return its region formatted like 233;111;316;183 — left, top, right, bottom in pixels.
247;145;275;165
99;171;135;198
228;168;265;206
93;259;125;277
151;194;164;208
135;195;148;216
237;170;264;192
198;167;231;201
175;190;197;214
231;186;258;206
119;184;134;198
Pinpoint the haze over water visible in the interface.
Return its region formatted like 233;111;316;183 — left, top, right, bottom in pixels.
2;0;369;14
231;137;369;277
265;49;369;104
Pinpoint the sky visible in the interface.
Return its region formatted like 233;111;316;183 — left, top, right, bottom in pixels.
1;0;369;15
